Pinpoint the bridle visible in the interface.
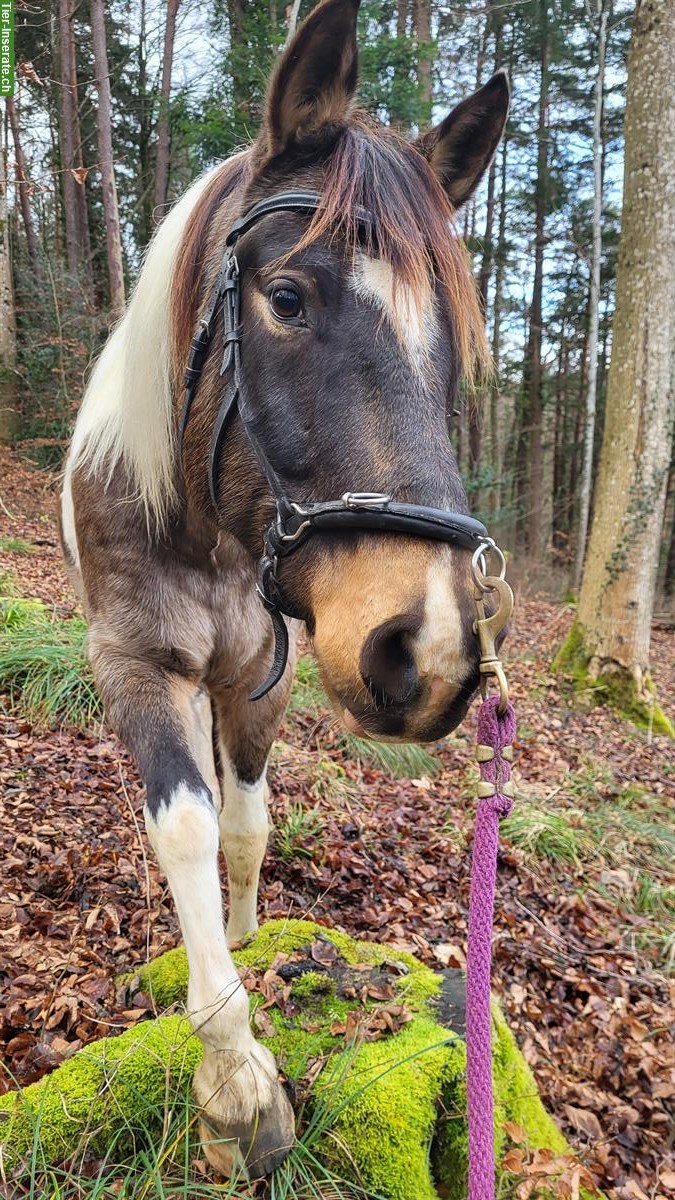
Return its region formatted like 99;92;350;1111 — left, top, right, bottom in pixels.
179;189;510;702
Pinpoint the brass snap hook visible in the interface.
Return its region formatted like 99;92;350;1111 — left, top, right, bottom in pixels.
472;544;513;715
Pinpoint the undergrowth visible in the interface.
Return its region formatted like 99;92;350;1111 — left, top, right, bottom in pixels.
0;536;37;555
502;780;675;970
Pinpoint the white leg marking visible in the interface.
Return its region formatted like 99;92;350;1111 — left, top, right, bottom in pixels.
218;751;270;945
145;784;248;1049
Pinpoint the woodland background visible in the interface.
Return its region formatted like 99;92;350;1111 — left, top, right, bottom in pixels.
0;3;674;1198
2;0;674;599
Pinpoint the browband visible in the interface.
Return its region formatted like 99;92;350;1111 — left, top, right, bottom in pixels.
180;189;495;702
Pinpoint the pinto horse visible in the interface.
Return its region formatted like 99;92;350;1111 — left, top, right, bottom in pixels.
60;0;509;1179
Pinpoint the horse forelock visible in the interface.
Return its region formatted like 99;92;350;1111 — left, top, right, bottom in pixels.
249;118;489;383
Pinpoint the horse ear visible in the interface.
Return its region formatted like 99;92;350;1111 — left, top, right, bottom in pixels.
263;0;361;156
415;71;510;209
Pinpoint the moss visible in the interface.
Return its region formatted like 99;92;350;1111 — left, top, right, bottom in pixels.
6;922;575;1198
129;920;441;1011
290;969;335;998
0;1015;201;1171
600;670;674;737
552;621;588;682
553;621;674;738
320;1016;462;1200
128;945;189;1009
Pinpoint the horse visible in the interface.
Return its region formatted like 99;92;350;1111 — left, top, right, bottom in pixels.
59;0;509;1179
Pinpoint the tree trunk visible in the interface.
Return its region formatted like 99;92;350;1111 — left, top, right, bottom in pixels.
489;134;508;513
659;460;675;599
397;0;409;38
154;0;180;217
412;0;432;115
573;0;608;591
6;97;40;271
57;0;82;274
0;109;18;441
90;0;126;320
57;0;92;284
474;6;504;484
572;0;675;726
136;0;153;245
524;0;549;555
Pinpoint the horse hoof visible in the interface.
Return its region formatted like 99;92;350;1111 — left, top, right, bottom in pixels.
193;1046;295;1179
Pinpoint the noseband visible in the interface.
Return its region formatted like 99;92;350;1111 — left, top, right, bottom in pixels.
180;189;503;701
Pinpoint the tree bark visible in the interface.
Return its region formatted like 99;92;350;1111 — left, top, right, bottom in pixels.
397;0;409;38
6;96;40;271
90;0;126;320
0;109;18;441
576;0;675;696
154;0;180;217
523;0;549;555
57;0;81;274
57;0;92;283
412;0;432;114
573;0;608;591
489;134;508;512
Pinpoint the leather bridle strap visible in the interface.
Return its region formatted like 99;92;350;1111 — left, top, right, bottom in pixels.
179;188;495;702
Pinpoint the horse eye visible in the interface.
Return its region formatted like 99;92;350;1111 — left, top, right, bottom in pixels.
270;285;302;321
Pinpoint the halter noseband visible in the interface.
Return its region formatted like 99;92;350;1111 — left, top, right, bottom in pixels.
180;190;498;701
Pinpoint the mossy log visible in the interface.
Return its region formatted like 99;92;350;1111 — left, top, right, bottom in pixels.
0;919;570;1199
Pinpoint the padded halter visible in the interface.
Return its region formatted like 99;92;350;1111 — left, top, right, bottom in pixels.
180;190;491;700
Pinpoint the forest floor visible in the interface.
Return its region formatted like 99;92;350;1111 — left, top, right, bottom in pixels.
0;446;673;1200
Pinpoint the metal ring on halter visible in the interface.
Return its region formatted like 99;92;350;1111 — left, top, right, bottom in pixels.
471;539;507;591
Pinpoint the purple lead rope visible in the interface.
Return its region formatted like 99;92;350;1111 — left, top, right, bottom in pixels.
466;694;517;1200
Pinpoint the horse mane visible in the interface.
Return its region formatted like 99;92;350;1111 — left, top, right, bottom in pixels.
71;153;251;529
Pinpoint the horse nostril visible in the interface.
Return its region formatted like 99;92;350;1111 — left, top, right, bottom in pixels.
360;613;421;707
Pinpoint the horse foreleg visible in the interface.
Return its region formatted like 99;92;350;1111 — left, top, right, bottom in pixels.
212;656;295;947
89;640;294;1178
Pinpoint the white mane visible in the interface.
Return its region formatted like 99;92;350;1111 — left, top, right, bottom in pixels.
68;164;223;527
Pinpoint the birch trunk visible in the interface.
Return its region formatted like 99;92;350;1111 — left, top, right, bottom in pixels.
154;0;180;216
573;0;608;591
90;0;126;320
0;108;17;441
570;0;675;729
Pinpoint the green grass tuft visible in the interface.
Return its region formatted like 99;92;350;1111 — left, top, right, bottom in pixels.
501;803;593;865
289;654;326;715
0;588;100;728
275;801;326;862
340;735;442;779
0;535;37;554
